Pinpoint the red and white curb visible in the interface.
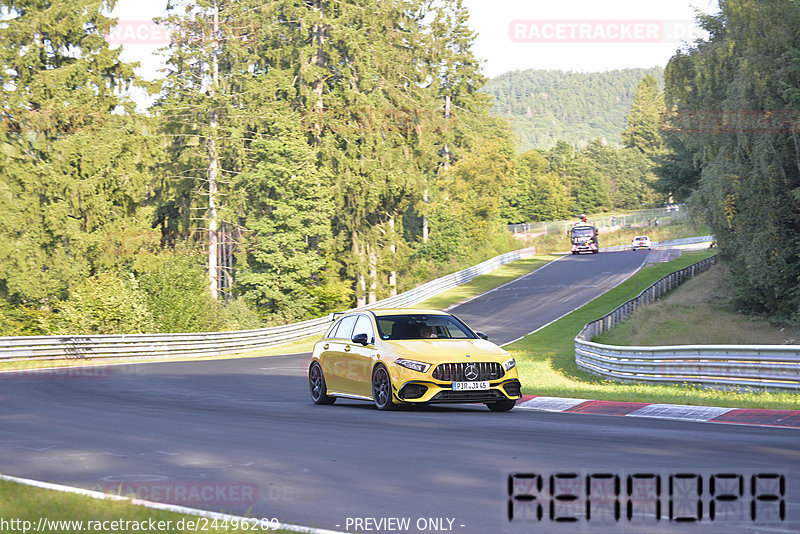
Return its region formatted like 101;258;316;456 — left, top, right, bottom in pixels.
514;395;800;429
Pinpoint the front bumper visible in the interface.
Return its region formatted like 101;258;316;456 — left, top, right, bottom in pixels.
394;378;522;404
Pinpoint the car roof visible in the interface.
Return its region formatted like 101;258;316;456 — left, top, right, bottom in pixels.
369;308;449;317
336;308;449;318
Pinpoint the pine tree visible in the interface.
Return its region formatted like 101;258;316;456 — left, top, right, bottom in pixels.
622;75;666;156
232;114;334;323
0;0;156;305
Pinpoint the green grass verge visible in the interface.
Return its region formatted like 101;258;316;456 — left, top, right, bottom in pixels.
411;255;553;310
506;249;800;410
0;480;299;534
594;263;800;346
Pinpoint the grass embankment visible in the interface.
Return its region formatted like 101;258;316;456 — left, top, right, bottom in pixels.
594;263;800;346
0;480;297;534
506;250;800;410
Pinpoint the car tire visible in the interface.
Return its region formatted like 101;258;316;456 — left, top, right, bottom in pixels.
372;364;396;411
486;399;516;412
309;362;336;405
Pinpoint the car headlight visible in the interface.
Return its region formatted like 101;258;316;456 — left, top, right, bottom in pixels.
395;359;431;373
503;358;516;372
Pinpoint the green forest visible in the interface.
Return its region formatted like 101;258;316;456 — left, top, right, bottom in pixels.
483;67;664;150
3;0;795;336
659;0;800;323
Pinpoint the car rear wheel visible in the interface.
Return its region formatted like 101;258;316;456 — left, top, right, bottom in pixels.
372;364;395;411
486;399;516;412
309;362;336;405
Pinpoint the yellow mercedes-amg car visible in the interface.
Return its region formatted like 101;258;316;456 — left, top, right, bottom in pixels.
308;309;521;411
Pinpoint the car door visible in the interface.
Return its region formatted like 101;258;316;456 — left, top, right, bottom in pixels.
323;314;357;394
348;314;378;397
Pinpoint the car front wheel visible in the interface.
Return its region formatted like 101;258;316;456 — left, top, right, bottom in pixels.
372;364;396;411
486;399;516;412
309;362;336;405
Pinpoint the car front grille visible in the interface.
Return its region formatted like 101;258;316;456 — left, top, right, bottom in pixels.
432;362;503;382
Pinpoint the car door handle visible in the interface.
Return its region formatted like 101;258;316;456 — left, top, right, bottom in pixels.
344;345;351;352
323;344;329;350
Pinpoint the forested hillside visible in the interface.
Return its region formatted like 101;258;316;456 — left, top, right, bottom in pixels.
483;68;664;150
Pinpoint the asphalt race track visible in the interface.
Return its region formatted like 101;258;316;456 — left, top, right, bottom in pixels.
2;250;798;534
451;250;648;345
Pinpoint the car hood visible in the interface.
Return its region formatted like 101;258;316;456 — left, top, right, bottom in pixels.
380;339;509;363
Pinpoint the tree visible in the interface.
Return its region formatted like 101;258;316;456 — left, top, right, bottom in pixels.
546;141;610;215
233;117;334;323
503;150;569;223
0;0;156;306
52;272;155;335
133;250;226;333
659;0;800;320
438;137;517;244
622;75;666;156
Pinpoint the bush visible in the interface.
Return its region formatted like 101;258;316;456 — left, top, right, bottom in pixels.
134;251;226;333
53;272;155;335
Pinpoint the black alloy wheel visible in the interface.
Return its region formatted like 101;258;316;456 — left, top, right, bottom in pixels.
372;364;395;411
309;362;336;405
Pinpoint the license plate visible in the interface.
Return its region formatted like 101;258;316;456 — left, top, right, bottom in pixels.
452;381;490;391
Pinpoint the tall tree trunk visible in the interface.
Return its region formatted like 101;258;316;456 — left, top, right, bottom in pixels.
311;0;325;146
388;216;397;296
368;243;377;304
442;93;451;171
207;0;220;299
354;235;366;308
422;189;429;243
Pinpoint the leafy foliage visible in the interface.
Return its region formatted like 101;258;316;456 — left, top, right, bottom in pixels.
52;272;155;335
659;0;800;320
0;0;158;305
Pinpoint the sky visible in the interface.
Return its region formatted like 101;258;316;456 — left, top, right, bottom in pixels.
109;0;720;83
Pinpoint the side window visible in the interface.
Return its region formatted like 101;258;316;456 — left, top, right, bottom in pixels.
352;315;375;344
325;321;340;338
334;315;357;340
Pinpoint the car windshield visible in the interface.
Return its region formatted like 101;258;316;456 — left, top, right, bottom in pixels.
375;314;476;340
571;228;594;238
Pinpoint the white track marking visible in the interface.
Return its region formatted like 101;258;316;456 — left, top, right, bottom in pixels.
0;473;351;534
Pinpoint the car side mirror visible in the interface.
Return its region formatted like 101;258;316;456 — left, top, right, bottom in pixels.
476;332;488;340
351;333;370;346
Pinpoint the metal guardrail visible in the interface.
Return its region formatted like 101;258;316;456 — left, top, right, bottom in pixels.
0;246;536;363
600;235;713;252
575;255;800;391
508;206;687;235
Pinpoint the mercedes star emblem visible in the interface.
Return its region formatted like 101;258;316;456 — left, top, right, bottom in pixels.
464;363;479;381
